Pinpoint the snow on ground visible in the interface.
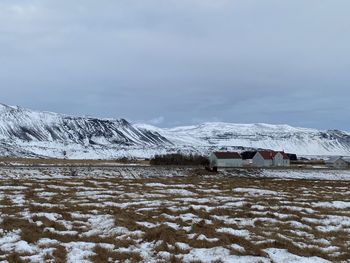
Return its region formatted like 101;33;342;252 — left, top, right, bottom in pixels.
312;201;350;209
259;169;350;180
233;188;280;196
265;248;330;263
0;167;349;262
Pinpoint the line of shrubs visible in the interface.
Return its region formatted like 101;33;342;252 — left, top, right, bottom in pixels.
150;153;209;166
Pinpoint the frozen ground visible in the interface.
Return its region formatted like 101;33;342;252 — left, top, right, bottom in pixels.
0;167;349;262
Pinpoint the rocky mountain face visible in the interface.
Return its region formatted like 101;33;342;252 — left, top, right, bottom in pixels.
0;104;171;158
0;103;349;159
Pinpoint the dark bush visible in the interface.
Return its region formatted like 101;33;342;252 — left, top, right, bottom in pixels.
150;153;209;166
114;157;136;163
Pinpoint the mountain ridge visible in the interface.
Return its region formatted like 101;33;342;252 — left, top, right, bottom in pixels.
0;103;349;159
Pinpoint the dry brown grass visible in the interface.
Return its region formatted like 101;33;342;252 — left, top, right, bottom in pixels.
0;169;349;261
91;245;143;263
6;253;28;263
143;224;188;245
52;246;67;263
91;245;116;262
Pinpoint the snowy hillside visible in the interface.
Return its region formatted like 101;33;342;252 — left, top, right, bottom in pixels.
0;103;350;158
136;122;350;156
0;103;171;158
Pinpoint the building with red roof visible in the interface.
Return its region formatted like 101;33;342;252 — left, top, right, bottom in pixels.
251;150;290;167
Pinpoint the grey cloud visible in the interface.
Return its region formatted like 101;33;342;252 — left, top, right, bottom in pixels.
0;0;349;130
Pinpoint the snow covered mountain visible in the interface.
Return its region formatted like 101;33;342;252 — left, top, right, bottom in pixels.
0;103;171;158
0;103;349;159
136;123;350;156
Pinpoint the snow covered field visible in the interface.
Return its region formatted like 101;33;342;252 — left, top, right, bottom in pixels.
0;167;349;262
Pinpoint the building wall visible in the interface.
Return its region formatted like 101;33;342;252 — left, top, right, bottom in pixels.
273;153;284;166
284;159;290;166
216;159;242;167
243;159;253;166
252;153;272;167
209;153;218;168
209;154;242;168
334;159;349;169
273;153;290;167
212;152;290;168
325;158;349;169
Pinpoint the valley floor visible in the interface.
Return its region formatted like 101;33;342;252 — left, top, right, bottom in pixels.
0;167;349;262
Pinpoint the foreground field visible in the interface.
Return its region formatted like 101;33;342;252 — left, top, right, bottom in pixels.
0;167;349;262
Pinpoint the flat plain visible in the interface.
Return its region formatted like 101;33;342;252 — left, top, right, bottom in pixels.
0;167;349;262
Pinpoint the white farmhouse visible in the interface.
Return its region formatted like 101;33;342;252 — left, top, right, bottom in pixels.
273;152;290;167
252;151;290;167
325;157;350;169
252;151;274;167
209;152;242;169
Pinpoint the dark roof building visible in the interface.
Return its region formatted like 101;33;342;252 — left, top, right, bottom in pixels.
241;151;257;160
287;153;298;161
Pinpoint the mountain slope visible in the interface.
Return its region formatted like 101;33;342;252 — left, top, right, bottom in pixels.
135;123;350;156
0;103;350;158
0;103;171;158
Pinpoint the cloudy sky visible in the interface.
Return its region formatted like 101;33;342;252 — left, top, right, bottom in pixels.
0;1;349;130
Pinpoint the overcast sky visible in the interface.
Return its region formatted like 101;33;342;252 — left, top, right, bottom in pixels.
0;0;349;130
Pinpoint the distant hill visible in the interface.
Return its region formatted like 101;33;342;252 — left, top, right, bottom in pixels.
0;103;349;159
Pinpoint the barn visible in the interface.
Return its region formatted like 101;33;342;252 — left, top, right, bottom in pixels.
209;152;242;169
